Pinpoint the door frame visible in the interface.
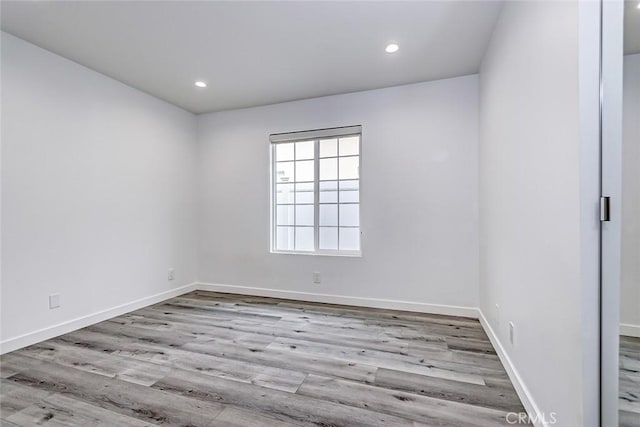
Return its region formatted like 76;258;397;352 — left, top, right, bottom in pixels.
599;0;624;425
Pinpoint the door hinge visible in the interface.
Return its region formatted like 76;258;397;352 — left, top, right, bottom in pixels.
600;196;611;222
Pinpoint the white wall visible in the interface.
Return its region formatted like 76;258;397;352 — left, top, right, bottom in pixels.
479;2;598;426
0;33;199;349
197;76;479;311
621;53;640;335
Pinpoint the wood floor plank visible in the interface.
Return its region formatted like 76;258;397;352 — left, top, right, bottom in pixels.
267;337;493;385
374;367;524;412
620;409;640;427
128;306;280;338
183;291;485;339
270;297;481;327
142;300;493;366
142;305;423;355
141;343;306;393
211;407;301;427
55;329;180;363
182;339;378;384
52;327;305;393
152;368;414;427
6;393;155;427
621;351;640;381
14;341;171;387
5;355;223;426
445;336;497;355
0;353;45;379
296;374;511;427
621;335;640;426
175;295;456;347
0;379;52;418
85;319;199;346
386;321;490;341
280;318;446;348
90;316;275;349
620;374;640;411
145;302;442;358
157;301;283;323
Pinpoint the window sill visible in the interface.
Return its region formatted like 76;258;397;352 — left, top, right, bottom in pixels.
270;250;362;258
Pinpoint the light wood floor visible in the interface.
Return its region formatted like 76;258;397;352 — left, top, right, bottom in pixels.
620;335;640;427
1;291;526;426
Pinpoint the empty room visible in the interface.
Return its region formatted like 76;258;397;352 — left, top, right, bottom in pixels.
0;1;636;426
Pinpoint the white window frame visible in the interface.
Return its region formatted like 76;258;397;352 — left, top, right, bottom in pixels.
270;125;362;256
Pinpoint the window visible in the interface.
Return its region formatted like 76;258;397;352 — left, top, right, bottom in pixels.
271;126;361;255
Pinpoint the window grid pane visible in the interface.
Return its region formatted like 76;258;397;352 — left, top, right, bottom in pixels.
295;140;315;160
273;134;359;253
295;160;314;182
320;158;338;181
319;138;338;158
275;161;294;183
276;183;294;204
296;205;314;226
339;227;360;251
339;136;359;156
276;143;294;161
295;182;314;204
295;226;314;251
276;226;294;250
276;205;294;226
319;226;338;250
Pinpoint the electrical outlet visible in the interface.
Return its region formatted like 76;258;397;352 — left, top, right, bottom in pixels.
168;268;175;281
313;272;321;284
495;304;500;326
49;294;60;309
509;321;515;345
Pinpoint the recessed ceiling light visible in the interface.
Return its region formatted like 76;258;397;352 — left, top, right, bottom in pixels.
637;1;640;8
194;81;207;88
385;43;399;54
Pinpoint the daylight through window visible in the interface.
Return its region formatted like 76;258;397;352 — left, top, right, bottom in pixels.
271;126;361;255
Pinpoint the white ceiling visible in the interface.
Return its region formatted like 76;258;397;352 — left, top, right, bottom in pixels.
0;1;503;114
625;1;640;55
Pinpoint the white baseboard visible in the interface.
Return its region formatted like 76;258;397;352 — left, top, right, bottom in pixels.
478;310;547;427
621;323;640;338
195;282;479;319
0;282;198;355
